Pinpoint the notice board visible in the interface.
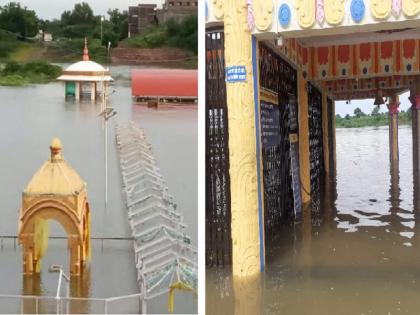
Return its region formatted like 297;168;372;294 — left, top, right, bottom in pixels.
260;88;279;148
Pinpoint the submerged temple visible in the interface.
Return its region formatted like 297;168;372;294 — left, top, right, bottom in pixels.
57;38;113;102
205;0;420;279
18;138;91;276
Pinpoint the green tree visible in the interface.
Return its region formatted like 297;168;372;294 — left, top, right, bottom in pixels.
102;30;119;47
371;106;380;116
354;107;365;118
107;9;128;40
60;2;96;38
407;107;412;119
67;2;94;25
41;19;62;36
0;2;38;37
166;15;197;54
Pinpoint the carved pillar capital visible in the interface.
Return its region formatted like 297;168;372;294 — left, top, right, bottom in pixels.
410;95;420;110
387;102;400;114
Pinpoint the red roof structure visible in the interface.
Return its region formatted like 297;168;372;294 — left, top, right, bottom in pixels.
131;69;197;99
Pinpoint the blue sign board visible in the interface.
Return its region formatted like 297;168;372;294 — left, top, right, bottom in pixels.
226;66;247;83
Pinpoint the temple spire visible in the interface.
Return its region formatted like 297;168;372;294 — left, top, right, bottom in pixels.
49;137;63;162
83;37;89;61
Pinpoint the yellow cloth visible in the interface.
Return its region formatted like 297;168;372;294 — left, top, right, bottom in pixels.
168;281;195;313
86;211;91;261
34;218;49;273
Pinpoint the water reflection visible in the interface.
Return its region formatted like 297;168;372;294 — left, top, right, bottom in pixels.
21;269;91;314
207;126;420;314
232;275;262;315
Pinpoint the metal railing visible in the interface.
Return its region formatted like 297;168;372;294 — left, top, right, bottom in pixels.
115;122;197;313
0;236;134;251
0;293;143;314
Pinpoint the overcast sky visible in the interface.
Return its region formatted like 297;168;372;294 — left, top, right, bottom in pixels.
0;0;165;19
1;1;409;116
335;91;412;117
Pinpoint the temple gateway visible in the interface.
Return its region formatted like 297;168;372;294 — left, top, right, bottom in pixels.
18;138;91;276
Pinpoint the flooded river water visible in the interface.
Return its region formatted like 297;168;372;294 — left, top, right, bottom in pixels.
0;66;197;313
207;125;420;315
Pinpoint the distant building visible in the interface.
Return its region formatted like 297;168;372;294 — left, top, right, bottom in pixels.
127;0;197;38
128;4;157;37
159;0;197;23
36;30;53;42
43;32;53;42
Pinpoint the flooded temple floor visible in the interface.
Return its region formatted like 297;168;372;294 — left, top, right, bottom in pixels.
0;66;197;313
207;126;420;315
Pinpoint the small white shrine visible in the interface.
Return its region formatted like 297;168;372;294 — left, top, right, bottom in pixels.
57;38;113;102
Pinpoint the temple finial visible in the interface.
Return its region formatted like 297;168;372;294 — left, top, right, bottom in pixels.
83;37;89;61
50;137;63;162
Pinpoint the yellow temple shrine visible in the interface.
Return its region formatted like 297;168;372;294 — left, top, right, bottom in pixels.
18;138;91;276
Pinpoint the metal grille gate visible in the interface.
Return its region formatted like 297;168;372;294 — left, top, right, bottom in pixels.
308;83;324;212
205;30;232;267
259;44;297;242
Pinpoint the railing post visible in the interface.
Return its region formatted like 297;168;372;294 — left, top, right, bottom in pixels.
142;298;147;314
104;300;108;314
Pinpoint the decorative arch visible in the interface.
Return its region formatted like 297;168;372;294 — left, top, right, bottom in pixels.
20;200;82;237
19;199;90;276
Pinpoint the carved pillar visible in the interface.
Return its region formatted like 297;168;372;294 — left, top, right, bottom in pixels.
298;72;311;204
90;82;96;101
387;95;399;163
75;82;80;101
322;91;330;174
22;241;34;275
224;0;262;277
80;243;86;265
412;95;420;171
70;244;81;275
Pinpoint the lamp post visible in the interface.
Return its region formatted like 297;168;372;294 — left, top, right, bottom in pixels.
49;264;70;314
100;16;105;44
99;70;117;206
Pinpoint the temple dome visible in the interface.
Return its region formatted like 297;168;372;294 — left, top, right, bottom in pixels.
65;60;107;72
57;38;113;82
24;138;86;196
